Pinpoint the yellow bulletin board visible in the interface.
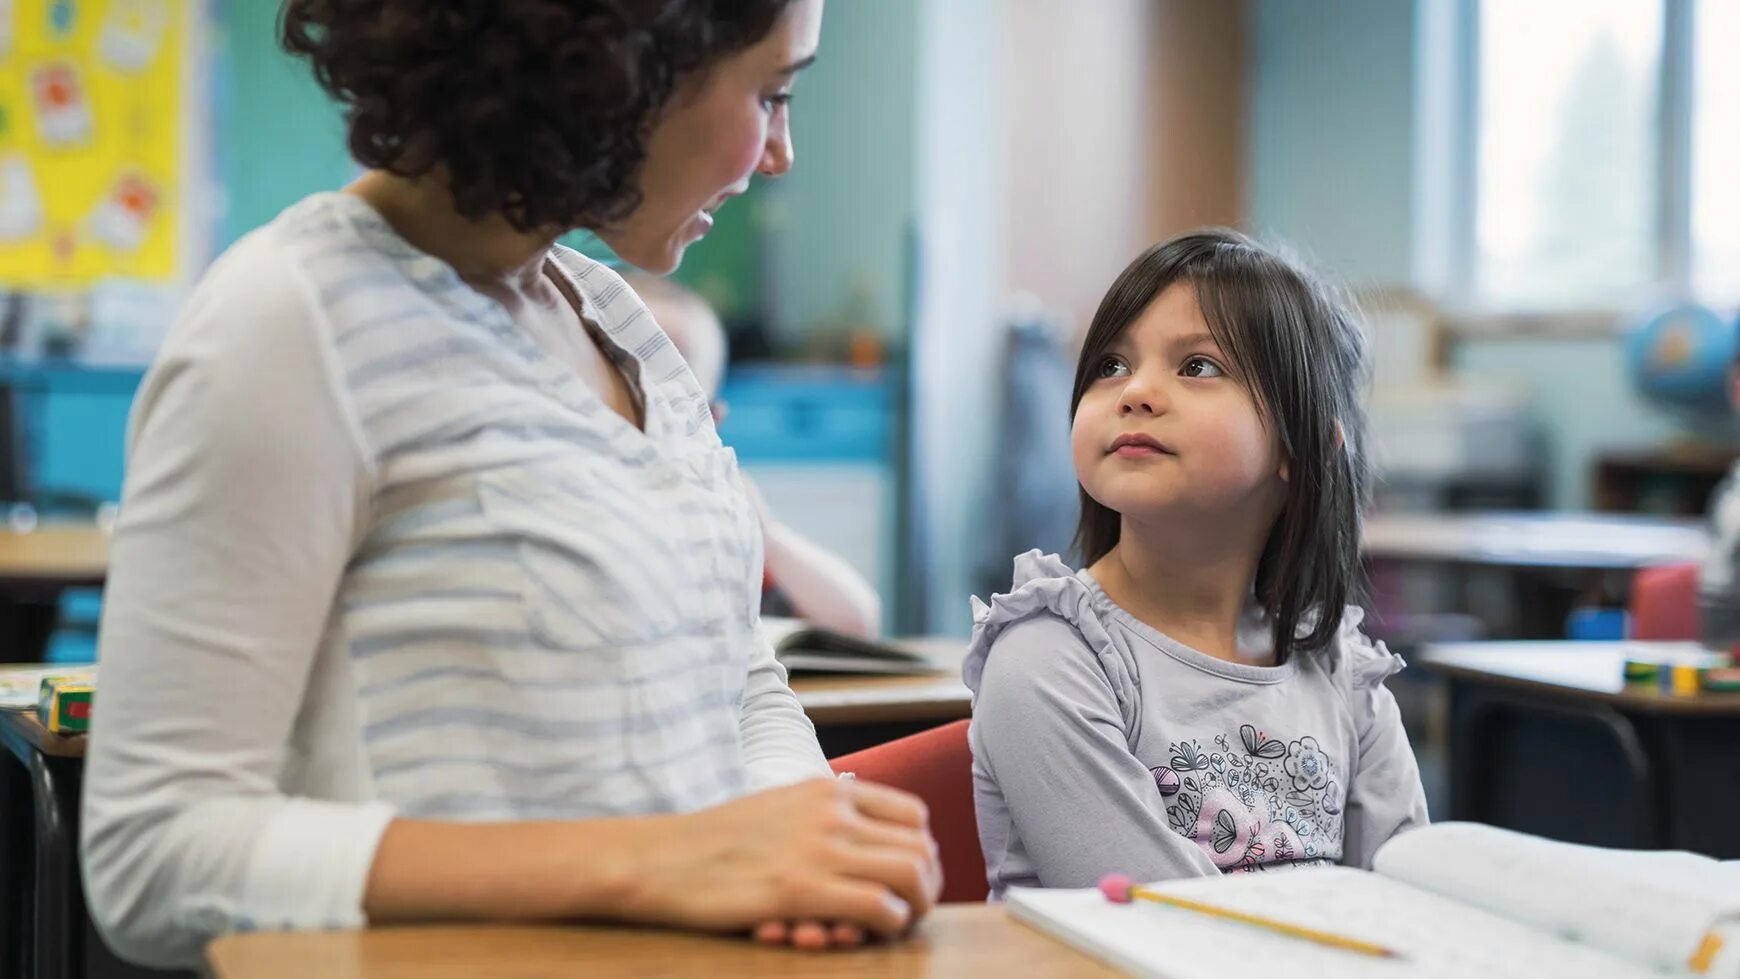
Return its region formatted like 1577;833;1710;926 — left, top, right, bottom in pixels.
0;0;191;287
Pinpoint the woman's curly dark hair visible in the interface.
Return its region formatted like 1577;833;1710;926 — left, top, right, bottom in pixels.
281;0;793;232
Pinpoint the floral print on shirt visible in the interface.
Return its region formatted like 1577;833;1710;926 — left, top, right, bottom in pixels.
1150;723;1344;871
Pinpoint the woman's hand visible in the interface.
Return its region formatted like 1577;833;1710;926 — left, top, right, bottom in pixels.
623;777;942;943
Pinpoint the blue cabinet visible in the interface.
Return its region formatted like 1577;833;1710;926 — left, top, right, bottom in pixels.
717;366;897;630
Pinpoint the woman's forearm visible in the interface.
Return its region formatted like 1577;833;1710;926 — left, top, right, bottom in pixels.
363;815;665;922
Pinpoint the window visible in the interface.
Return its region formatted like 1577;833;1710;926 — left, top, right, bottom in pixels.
1691;0;1740;304
1473;0;1661;309
1453;0;1740;313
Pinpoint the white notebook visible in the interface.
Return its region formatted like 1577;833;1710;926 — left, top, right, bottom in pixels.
1007;823;1740;979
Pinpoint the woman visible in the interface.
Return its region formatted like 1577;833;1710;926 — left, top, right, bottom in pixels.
80;0;939;968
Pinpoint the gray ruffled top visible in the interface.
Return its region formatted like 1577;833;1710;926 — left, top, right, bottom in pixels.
964;551;1430;900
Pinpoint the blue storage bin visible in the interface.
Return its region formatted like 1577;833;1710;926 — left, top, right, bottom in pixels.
717;364;892;464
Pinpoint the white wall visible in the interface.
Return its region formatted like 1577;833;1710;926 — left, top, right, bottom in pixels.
907;0;1174;632
1001;0;1156;328
909;0;1006;633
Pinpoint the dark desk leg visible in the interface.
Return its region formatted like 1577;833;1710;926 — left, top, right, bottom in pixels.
1654;716;1740;859
26;752;75;979
1450;684;1662;846
1;747;31;979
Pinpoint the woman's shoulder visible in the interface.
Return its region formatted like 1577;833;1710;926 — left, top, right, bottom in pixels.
186;193;426;326
157;201;356;364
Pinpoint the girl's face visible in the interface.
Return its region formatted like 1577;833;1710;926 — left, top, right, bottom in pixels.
1071;283;1288;528
599;0;824;274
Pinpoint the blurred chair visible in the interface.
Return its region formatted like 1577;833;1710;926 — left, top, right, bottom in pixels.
828;719;987;904
1628;562;1700;641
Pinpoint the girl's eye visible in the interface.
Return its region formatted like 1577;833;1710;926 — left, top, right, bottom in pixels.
1096;356;1130;379
762;92;793;112
1180;356;1224;378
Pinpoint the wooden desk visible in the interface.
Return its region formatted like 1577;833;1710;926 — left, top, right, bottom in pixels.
206;905;1115;979
0;523;110;663
793;671;972;726
788;640;971;756
0;708;84;758
0;653;974;974
1420;641;1740;858
0;526;109;591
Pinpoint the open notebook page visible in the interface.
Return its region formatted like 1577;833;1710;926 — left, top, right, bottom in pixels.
1007;868;1665;979
1372;822;1740;975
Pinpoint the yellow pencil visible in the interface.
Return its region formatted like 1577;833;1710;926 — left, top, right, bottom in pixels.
1098;873;1402;960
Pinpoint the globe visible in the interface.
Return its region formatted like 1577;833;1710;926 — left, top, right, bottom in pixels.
1624;302;1736;412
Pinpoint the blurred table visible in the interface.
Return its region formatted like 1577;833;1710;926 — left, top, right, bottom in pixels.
788;639;971;757
1362;511;1709;570
1363;512;1709;639
0;524;110;664
1420;640;1740;857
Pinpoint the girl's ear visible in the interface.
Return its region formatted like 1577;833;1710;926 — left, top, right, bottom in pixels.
1283;422;1344;482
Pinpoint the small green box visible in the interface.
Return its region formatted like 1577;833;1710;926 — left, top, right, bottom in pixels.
37;676;94;734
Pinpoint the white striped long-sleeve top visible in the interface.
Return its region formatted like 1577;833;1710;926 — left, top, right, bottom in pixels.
80;193;830;969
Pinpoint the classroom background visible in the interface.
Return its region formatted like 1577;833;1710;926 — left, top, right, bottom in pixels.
2;0;1739;974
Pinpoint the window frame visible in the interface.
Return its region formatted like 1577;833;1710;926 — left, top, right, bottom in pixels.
1433;0;1703;337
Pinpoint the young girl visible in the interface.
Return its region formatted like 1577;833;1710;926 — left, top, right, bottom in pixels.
965;229;1428;899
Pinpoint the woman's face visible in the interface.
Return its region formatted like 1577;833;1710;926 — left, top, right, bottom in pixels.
599;0;823;274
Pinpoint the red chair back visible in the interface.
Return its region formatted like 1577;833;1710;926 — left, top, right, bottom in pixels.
828;719;987;903
1629;562;1700;640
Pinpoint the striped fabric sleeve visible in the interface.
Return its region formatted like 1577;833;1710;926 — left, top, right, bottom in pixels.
80;238;393;968
737;625;831;789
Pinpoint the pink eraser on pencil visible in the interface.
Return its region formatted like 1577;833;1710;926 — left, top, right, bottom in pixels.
1098;873;1135;903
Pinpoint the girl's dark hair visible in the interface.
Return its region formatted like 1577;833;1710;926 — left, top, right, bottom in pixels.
280;0;793;233
1071;229;1372;664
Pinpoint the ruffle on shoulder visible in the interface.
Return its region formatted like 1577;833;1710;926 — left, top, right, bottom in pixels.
1333;605;1407;692
964;550;1143;733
